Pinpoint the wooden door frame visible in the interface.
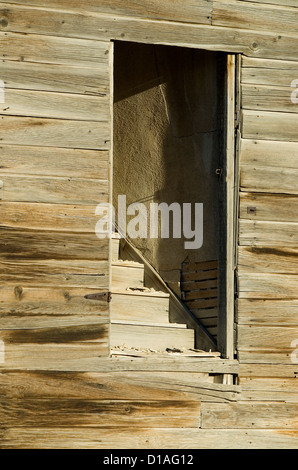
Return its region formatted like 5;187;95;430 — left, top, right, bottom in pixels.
217;54;238;360
110;42;238;360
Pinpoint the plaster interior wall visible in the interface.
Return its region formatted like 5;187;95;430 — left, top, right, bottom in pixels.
113;41;226;293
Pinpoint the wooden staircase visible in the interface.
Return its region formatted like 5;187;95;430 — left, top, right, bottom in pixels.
110;233;218;355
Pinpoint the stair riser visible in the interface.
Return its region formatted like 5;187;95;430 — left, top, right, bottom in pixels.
112;265;144;289
110;323;194;350
111;293;169;324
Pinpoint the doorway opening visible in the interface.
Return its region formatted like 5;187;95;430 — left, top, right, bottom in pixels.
111;41;235;358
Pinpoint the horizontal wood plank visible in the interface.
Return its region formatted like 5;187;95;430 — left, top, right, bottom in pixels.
201;402;298;429
0;259;109;287
110;323;194;351
237;299;298;325
0;32;110;66
0;59;109;95
238;246;298;273
0;229;109;260
184;289;218;301
0;202;99;232
239;0;298;7
239;193;298;223
241;57;298;87
240;138;298;169
111;291;169;324
213;0;298;35
0;343;110;369
0;315;108;330
0;324;109;344
238;272;298;298
182;269;218;282
2;427;297;449
0;286;110;317
240;165;298;194
242;84;298;114
238;324;298;350
0;116;110;149
239;377;298;402
239;220;298;246
0;1;212;31
0;145;109;178
0;355;238;373
1;16;298;62
0;398;201;428
238;350;297;364
182;279;218;292
239;363;298;378
185;298;218;309
0;175;108;204
241;110;298;142
0;89;109;121
0;370;239;402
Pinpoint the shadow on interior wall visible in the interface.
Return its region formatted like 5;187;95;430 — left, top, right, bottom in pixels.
113;42;226;293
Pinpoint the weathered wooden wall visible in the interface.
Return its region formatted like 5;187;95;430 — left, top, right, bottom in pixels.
0;7;112;372
0;0;298;449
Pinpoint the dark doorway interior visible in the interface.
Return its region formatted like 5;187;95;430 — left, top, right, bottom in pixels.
113;41;227;344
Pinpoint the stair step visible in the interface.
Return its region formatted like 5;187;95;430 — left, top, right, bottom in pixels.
112;320;186;328
111;290;170;324
112;261;144;289
110;322;195;350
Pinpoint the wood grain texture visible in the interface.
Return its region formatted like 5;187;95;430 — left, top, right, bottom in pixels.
238;0;298;7
239;363;298;378
237;272;298;298
0;286;110;317
1;11;298;61
201;402;298;429
0;202;99;232
0;342;110;369
239;192;298;223
0;174;108;205
238;350;296;364
242;165;298;194
0;315;108;330
238;324;298;350
0;32;110;65
1;0;298;450
241;110;298;142
1;427;297;449
0;229;109;260
240;139;298;169
0;355;238;373
213;0;298;34
239;220;298;246
0;116;110;149
0;59;109;95
0;1;212;30
0;89;109;121
240;377;298;402
0;145;109;178
241;57;298;87
237;299;298;325
0;259;109;287
238;247;298;273
0;175;108;204
110;322;194;351
0;370;240;401
242;84;298;113
0;323;110;347
0;398;201;428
